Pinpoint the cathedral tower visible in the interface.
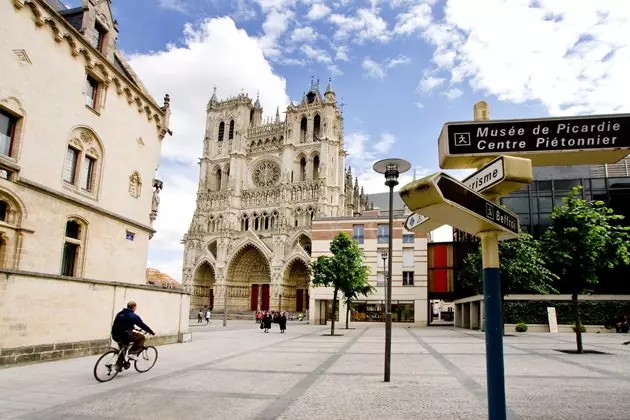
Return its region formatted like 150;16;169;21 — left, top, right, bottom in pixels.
182;80;368;316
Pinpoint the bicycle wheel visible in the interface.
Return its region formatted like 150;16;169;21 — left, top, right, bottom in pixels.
134;346;158;373
94;349;120;382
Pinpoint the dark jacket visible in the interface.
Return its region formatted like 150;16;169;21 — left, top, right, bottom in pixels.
111;308;154;340
262;314;273;329
279;315;287;330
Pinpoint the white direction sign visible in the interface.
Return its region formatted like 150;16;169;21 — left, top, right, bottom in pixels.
462;156;505;193
405;213;429;231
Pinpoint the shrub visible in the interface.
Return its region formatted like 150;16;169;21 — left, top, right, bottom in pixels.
503;300;630;325
515;322;528;332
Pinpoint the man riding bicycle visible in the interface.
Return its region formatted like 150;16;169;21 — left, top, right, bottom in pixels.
111;301;155;360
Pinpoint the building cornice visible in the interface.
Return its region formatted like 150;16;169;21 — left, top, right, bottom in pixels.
17;177;155;233
12;0;169;137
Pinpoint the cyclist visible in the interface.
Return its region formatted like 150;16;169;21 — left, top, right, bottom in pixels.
111;301;155;364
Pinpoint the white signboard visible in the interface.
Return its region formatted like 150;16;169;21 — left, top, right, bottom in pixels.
462;156;505;193
547;307;558;333
404;213;430;231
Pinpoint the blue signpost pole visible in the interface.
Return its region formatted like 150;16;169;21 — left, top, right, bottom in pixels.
480;232;507;420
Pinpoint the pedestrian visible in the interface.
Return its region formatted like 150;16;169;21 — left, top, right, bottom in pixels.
205;308;211;325
197;310;203;324
279;312;287;334
262;311;272;333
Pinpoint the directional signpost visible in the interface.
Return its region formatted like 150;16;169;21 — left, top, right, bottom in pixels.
439;113;630;169
462;155;533;198
404;213;445;234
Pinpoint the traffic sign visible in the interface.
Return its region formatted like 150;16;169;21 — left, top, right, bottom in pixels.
404;213;444;234
438;113;630;169
462;155;533;198
399;172;519;240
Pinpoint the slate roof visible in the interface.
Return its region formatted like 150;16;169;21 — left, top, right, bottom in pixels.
369;192;406;212
58;7;84;32
44;0;68;11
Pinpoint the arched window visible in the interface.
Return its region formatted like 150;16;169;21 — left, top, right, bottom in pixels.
241;213;249;231
252;212;260;231
215;168;222;191
61;218;86;277
300;157;306;181
228;120;235;140
224;164;230;189
0;200;7;222
271;210;279;230
313;115;321;140
262;212;269;230
300;117;307;143
313;155;320;180
306;207;315;226
217;215;224;231
208;216;215;233
63;128;103;197
218;121;225;141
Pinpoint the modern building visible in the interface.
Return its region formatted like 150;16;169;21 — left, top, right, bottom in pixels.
182;79;371;316
0;0;188;364
309;208;429;326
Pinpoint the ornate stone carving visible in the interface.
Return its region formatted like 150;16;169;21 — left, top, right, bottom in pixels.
80;131;93;144
252;160;280;188
129;172;141;198
150;179;163;223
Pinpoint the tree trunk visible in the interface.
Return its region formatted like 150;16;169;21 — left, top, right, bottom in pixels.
331;289;338;336
346;303;350;329
573;292;583;353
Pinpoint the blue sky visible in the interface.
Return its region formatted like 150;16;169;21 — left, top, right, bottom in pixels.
64;0;629;281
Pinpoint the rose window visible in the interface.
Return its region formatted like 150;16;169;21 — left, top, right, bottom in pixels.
253;161;281;188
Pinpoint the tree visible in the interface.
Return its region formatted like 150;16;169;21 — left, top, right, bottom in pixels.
458;232;558;334
542;186;630;353
310;232;370;336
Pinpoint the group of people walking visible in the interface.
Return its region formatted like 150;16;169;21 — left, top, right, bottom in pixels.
256;311;287;333
196;308;211;324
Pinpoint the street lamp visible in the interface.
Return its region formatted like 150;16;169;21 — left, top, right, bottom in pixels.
373;158;411;383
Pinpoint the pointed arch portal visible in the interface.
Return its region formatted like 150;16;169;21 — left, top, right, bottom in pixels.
283;258;310;312
226;244;271;311
192;261;215;310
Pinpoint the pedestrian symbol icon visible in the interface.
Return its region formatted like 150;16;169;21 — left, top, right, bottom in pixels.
454;133;471;146
486;203;494;219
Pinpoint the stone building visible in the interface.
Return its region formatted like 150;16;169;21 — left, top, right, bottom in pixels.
182;79;370;315
0;0;189;364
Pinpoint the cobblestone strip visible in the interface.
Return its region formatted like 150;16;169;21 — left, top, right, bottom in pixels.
19;327;329;420
253;328;369;420
407;329;522;420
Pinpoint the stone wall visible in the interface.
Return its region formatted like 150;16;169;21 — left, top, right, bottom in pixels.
0;270;190;366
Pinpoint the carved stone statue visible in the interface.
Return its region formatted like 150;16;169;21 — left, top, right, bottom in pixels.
150;179;163;223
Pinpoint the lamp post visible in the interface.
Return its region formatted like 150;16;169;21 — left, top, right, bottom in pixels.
373;158;411;383
380;250;388;309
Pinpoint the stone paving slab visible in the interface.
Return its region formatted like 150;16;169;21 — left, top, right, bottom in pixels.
1;322;630;419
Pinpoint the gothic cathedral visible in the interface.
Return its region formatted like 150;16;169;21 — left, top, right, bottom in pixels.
182;79;370;315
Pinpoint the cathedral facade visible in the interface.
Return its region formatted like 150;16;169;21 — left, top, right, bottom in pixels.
182;80;369;315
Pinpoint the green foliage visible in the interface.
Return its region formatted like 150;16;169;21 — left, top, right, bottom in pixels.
458;232;558;295
542;186;630;291
515;322;528;332
310;232;370;335
573;323;586;333
503;300;630;325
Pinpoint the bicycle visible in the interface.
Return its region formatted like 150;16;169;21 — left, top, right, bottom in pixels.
93;329;158;382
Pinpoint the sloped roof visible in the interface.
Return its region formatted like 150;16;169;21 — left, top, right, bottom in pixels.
44;0;68;11
146;268;180;289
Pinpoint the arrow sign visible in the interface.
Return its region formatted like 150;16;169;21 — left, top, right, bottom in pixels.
399;172;520;240
438;113;630;169
461;155;533;197
404;213;444;234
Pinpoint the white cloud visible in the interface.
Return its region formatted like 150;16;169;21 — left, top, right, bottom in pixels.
394;2;432;35
329;9;390;43
424;0;630;115
157;0;187;13
334;45;350;61
441;87;463;100
415;102;424;108
418;74;445;92
307;2;332;20
259;9;294;57
290;26;317;43
128;17;289;280
361;55;411;79
300;45;343;75
361;57;386;80
373;132;396;154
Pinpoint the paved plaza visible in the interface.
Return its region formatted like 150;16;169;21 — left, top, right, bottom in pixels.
1;322;630;419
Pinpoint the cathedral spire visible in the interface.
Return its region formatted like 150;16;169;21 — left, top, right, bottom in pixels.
254;91;261;109
210;86;217;102
325;77;334;94
275;106;280;123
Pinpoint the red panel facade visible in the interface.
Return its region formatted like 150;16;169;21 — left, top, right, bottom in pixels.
261;284;270;311
250;285;258;311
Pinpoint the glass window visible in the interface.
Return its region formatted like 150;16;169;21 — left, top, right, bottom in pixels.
392;302;414;322
0;200;7;222
86;76;98;109
63;147;79;184
81;155;95;191
539;196;553;212
403;248;414;267
65;220;81;239
538;180;552;191
61;242;79;276
502;197;530;214
0;109;16;157
353;224;364;244
403;271;414;286
402;233;414;243
377;224;389;244
92;22;106;52
554;179;582;192
376;271;385;287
